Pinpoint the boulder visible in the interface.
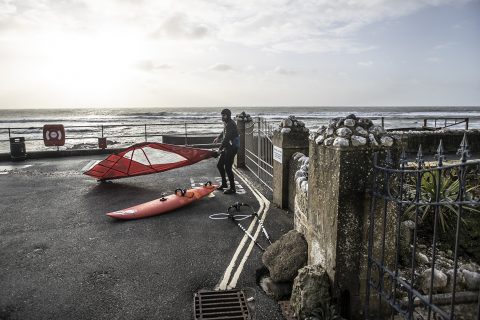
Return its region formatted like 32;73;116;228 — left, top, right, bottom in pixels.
419;269;448;293
262;230;308;282
290;264;331;320
462;269;480;290
259;276;293;300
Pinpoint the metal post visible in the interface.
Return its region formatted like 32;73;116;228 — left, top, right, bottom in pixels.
8;128;11;138
257;118;260;178
184;123;188;146
144;124;147;142
465;118;469;130
101;125;104;138
381;117;385;128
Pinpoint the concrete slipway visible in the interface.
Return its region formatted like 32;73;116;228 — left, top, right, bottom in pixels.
0;156;293;320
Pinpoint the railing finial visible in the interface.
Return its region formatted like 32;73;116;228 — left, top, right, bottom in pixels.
400;147;407;167
416;144;424;168
457;133;470;162
434;139;445;166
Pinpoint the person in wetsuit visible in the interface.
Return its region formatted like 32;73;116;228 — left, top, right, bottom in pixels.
213;109;239;194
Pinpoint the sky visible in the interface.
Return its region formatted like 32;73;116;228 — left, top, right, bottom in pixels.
0;0;479;109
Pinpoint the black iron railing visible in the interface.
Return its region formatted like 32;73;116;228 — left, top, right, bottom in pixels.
365;134;480;319
244;117;275;192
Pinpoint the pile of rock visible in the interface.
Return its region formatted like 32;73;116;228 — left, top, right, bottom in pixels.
274;115;309;135
290;264;332;320
260;230;308;300
396;225;480;294
414;252;480;294
310;114;395;148
235;111;252;122
293;153;309;194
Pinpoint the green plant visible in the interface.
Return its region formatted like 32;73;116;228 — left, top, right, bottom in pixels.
405;169;480;232
305;301;345;320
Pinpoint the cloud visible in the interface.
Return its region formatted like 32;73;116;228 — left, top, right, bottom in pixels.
433;42;456;50
215;0;469;53
273;66;295;76
0;1;16;19
135;60;173;72
209;63;233;72
0;0;472;55
358;61;373;67
427;56;442;64
151;13;209;40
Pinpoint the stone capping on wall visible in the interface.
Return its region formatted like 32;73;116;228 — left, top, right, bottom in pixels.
310;114;395;148
273;115;309;135
235;111;252;122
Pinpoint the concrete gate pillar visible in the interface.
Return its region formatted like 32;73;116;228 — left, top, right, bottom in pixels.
272;116;309;209
235;112;251;168
307;115;399;319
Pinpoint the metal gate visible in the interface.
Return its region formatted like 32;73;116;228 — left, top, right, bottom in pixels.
365;134;480;319
244;117;275;192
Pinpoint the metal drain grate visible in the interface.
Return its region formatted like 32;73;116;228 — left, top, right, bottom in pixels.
194;289;251;320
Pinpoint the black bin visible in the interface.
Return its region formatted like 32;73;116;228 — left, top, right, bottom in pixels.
10;137;26;161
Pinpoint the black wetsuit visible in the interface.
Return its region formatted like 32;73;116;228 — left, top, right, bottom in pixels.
217;118;239;190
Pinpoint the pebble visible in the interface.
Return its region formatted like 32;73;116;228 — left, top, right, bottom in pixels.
381;136;394;147
351;135;367;146
462;269;480;290
419;269;448;293
282;119;293;127
416;252;429;265
369;125;386;135
315;135;325;145
336;127;352;138
300;181;308;193
316;126;326;134
324;137;334;146
355;126;368;136
369;134;379;146
333;137;349;147
344;119;356;127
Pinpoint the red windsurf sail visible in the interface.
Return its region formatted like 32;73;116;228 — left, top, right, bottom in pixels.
83;142;217;180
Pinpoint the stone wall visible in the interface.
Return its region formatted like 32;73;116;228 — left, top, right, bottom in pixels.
392;129;480;154
288;153;309;236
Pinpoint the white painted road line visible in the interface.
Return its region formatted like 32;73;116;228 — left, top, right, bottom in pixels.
215;167;270;290
227;168;270;289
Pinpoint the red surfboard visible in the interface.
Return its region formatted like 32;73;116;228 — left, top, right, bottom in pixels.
106;183;217;220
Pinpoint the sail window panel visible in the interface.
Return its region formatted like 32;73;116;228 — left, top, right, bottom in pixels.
122;147;187;166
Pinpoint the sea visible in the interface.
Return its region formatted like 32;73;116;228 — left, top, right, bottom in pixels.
0;106;479;153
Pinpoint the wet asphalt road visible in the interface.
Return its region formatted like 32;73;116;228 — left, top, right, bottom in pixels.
0;156;293;320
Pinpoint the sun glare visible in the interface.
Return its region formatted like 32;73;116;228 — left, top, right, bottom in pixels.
36;30;144;102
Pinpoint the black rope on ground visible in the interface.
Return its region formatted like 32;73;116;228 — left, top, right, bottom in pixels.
208;202;273;252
